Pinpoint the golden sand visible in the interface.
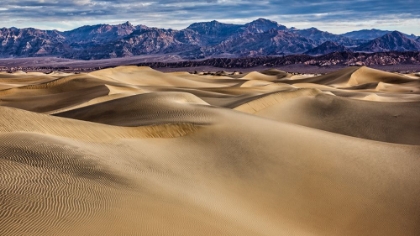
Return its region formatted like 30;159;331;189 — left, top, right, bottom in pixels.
0;66;419;235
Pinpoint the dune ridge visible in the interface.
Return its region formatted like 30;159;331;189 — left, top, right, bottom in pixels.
1;65;419;235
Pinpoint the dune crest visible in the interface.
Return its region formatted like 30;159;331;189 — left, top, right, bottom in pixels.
348;66;415;86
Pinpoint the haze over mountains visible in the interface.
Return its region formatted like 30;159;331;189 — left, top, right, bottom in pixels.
0;18;419;60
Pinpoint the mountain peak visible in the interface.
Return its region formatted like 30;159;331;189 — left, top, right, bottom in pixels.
389;30;404;37
252;18;276;23
356;30;420;52
186;20;242;37
188;20;222;27
121;21;132;27
379;31;412;41
307;27;321;32
245;18;286;33
341;29;393;40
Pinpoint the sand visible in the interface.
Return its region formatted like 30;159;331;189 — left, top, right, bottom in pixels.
0;65;419;235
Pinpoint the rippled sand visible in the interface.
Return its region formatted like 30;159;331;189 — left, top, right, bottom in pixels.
1;66;419;235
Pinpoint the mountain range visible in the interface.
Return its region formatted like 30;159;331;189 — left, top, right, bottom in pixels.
0;18;419;60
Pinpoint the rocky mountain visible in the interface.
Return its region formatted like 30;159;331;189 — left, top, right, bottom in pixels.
62;21;145;43
184;20;243;46
305;41;349;56
342;29;392;41
0;19;418;60
356;31;420;52
0;27;69;57
73;28;196;60
244;18;287;33
208;29;314;57
290;27;357;46
342;29;418;41
71;19;317;59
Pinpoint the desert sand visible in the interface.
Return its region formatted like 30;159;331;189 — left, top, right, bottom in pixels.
0;65;419;235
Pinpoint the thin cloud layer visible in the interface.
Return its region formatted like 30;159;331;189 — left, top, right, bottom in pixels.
1;0;419;34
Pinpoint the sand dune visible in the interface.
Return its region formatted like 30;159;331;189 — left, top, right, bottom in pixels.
55;92;212;126
348;66;416;86
277;66;360;85
1;66;419;236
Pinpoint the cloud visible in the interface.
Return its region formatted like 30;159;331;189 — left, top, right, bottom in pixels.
0;0;419;35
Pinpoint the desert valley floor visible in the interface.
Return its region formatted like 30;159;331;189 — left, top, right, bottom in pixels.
0;65;419;235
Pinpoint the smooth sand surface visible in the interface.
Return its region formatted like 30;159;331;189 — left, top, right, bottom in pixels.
1;66;419;235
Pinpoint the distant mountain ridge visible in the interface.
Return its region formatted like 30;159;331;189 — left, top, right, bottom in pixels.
356;31;420;52
0;19;418;60
343;29;418;41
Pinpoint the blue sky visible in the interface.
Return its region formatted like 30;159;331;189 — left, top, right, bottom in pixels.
1;0;419;35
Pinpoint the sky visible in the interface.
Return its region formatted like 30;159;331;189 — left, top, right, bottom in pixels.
0;0;419;35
